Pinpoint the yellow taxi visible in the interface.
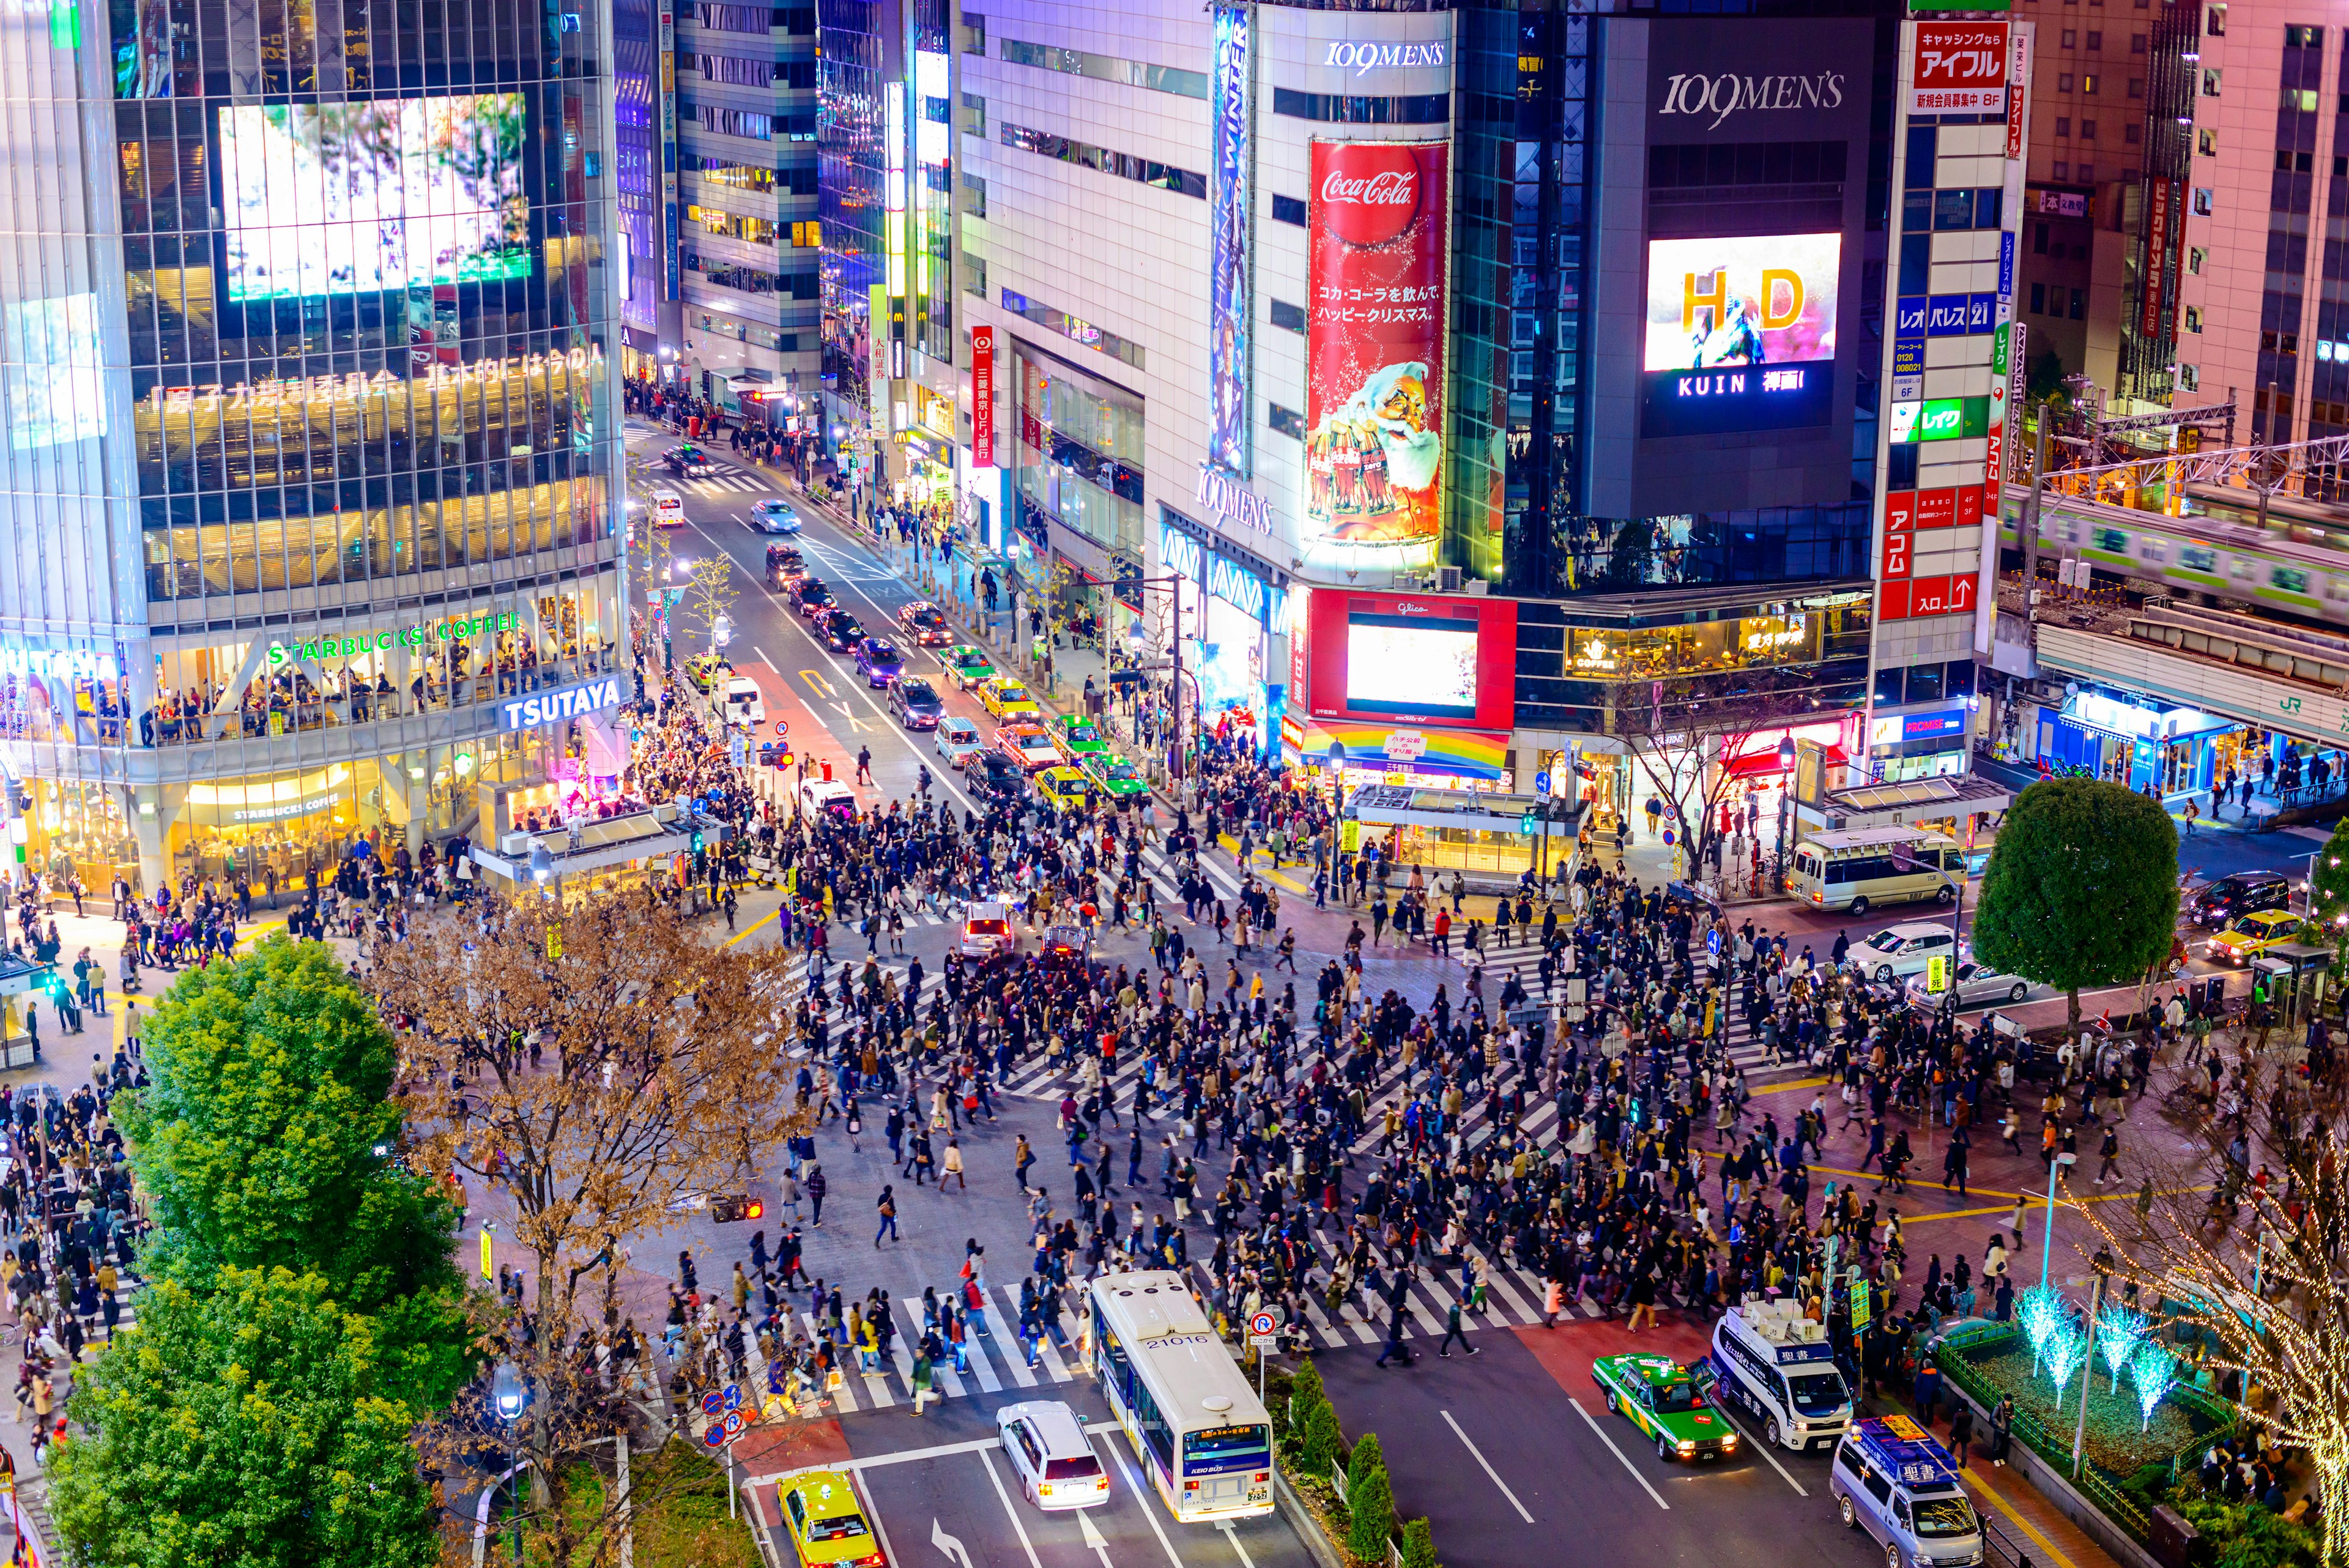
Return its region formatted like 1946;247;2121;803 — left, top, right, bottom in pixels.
776;1470;886;1567
1034;765;1092;814
977;676;1041;719
684;652;731;692
2206;908;2304;965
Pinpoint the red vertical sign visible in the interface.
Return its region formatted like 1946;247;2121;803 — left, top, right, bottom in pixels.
1304;140;1450;556
2005;25;2029;160
971;325;995;469
1882;491;1915;579
2140;182;2172;339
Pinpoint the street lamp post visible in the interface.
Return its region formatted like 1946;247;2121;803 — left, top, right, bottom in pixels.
1775;735;1796;896
492;1359;527;1565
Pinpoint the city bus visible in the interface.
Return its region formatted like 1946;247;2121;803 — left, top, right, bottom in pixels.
1786;826;1964;915
1083;1270;1275;1523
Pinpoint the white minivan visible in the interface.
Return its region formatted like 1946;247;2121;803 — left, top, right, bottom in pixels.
1707;1301;1852;1451
651;488;686;527
722;675;765;727
1847;920;1958;986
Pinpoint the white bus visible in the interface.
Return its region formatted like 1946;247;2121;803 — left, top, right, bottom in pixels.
1084;1270;1275;1523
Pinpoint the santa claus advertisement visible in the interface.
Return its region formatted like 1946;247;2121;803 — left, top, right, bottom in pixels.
1305;139;1449;571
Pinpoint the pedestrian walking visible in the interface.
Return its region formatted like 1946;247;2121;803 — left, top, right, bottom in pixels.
874;1186;899;1247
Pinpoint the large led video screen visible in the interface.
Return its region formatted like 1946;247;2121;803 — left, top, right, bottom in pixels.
1641;232;1840;438
219;95;531;302
1345;612;1477;720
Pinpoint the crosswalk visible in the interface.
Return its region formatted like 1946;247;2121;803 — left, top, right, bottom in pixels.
684;1279;1085;1436
689;467;774;497
680;1225;1651;1443
1439;938;1792;1079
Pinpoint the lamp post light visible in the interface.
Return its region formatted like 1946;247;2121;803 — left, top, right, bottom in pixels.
491;1359;528;1565
1775;735;1797;894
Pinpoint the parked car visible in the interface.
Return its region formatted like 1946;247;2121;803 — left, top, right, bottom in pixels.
933;715;985;766
897;601;954;647
749;499;803;533
721;675;765;727
855;637;905;687
683;652;730;692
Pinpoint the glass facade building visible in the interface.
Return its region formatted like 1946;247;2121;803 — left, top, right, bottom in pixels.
0;0;629;896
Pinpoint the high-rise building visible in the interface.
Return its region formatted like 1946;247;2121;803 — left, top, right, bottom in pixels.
672;0;823;410
0;0;631;896
2164;7;2347;469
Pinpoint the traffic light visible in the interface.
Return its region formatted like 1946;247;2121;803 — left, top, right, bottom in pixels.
710;1195;763;1222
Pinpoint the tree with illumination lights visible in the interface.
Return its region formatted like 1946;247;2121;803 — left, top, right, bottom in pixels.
2307;817;2349;971
2071;1070;2349;1564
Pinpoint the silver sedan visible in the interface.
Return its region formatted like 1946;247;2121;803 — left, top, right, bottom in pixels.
1904;959;2033;1011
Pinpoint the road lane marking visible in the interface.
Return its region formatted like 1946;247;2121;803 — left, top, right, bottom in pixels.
930;1517;972;1568
1088;1429;1186;1568
1699;1401;1805;1496
1439;1410;1534;1523
1567;1397;1669;1510
1080;1508;1116;1567
977;1450;1045;1568
747;1436;1001;1484
1959;1463;2080;1568
753;645;777;670
1219;1520;1258;1568
801;669;838;698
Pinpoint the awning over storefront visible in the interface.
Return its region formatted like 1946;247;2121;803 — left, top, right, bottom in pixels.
1346;784;1575;836
1803;772;2011;831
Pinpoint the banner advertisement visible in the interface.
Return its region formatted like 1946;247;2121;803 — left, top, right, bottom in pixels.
1304;139;1450;571
2005;22;2030;157
1206;5;1253;478
1910;21;2009;115
971;324;995;468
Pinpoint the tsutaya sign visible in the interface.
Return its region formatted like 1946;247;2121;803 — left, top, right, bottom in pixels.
0;647;117;682
499;675;623;731
269;611;521;669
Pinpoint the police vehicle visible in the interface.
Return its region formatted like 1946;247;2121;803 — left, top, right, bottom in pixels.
1830;1415;1984;1568
1707;1299;1852;1451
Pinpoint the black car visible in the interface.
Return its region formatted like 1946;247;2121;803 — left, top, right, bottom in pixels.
889;675;945;729
975;751;1024;795
2188;869;2292;927
816;608;866;653
792;578;834;617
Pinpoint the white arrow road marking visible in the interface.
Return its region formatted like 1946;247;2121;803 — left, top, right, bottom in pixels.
930;1517;972;1568
1079;1507;1115;1568
1219;1520;1258;1568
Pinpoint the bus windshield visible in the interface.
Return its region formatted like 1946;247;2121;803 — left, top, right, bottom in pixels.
1182;1424;1271;1474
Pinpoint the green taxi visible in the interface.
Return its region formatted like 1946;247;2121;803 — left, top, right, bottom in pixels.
1053;713;1110;757
1591;1352;1739;1462
1079;751;1149;803
684;652;732;693
939;644;996;691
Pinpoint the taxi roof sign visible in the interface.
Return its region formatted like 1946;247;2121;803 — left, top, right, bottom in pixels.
1850;1415;1963;1488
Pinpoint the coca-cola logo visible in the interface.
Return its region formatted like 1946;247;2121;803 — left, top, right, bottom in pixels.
1315;144;1424;247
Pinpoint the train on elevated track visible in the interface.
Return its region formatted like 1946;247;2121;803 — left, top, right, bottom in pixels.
2000;480;2349;626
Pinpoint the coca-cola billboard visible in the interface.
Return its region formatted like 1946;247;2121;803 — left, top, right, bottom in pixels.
1305;139;1449;571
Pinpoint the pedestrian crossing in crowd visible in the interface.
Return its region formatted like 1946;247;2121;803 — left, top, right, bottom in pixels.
682;1280;1086;1438
1439;939;1793;1079
675;1235;1624;1445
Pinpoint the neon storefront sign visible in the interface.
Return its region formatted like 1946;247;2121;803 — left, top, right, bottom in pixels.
268;611;520;669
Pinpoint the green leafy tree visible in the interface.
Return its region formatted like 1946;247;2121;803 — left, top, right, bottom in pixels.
2178;1498;2322;1568
120;935;472;1410
1346;1432;1393;1564
2306;817;2349;963
48;1266;437;1568
1399;1516;1441;1568
1299;1399;1344;1484
1972;777;2180;1028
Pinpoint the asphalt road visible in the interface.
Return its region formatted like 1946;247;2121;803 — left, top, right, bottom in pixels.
738;1378;1316;1568
1315;1312;1877;1568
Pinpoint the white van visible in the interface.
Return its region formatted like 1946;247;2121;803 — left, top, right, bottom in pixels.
1707;1301;1852;1451
722;675;765;727
651;488;687;527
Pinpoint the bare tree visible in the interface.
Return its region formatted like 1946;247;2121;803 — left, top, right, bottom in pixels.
2071;1044;2349;1562
1604;667;1844;887
683;555;738;660
371;892;811;1568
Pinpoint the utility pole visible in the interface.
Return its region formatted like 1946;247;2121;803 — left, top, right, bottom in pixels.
2021;400;2050;600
